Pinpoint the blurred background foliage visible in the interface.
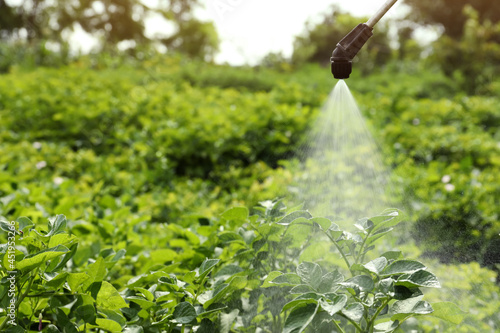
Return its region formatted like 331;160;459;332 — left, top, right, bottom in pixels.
1;0;500;331
0;0;219;65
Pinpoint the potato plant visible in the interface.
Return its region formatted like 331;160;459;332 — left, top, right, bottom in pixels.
261;207;463;332
0;216;246;332
0;200;472;333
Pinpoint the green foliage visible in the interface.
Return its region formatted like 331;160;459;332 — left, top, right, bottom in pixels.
0;40;71;73
0;55;499;332
411;261;500;332
430;6;500;94
404;0;500;39
161;19;219;61
265;206;456;333
0;215;248;332
368;92;500;266
0;56;310;224
0;0;218;70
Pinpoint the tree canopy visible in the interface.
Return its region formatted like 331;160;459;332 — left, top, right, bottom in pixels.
404;0;500;39
0;0;218;59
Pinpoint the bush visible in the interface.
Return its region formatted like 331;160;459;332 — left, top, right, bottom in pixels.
371;93;500;267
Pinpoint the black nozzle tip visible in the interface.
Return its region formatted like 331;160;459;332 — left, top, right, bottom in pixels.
331;59;352;79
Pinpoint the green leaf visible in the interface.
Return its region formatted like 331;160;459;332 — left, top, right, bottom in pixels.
229;275;247;289
55;308;79;333
67;272;89;292
105;249;126;269
272;273;302;286
48;234;77;248
339;231;362;244
290;285;316;294
197;319;216;333
0;220;15;234
197;305;228;319
328;222;343;239
17;245;69;272
221;207;249;221
340;275;374;294
4;326;27;333
109;249;126;262
134;287;155;302
197;258;220;282
97;281;128;310
276;211;312;226
394;285;423;300
74;294;97;324
17;217;34;232
158;275;182;292
52;243;78;272
217;231;244;243
101;308;126;327
374;320;399;332
283;221;314;248
126;296;155;310
370;209;405;232
317;270;344;293
45;272;69;289
47;215;67;236
283;302;319;333
82;257;106;292
282;295;319;312
262;271;284;288
354;218;374;232
201;276;247;308
2;246;23;271
366;227;394;245
381;251;402;261
319;294;347;316
172;302;197;324
297;262;323;290
341;302;364;323
391;296;433;315
363;257;388;275
311;217;332;231
214;264;243;280
395;270;441;288
378;278;394;295
220;309;239;333
150;249;177;263
429;301;466;325
90;318;122;332
382;260;426;276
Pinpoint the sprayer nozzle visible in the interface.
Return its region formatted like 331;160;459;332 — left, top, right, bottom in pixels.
331;60;352;79
331;23;373;79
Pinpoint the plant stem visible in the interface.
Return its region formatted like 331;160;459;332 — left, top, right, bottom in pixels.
368;298;391;329
16;267;39;308
356;228;374;264
0;315;7;331
332;319;347;333
338;313;364;332
324;232;353;276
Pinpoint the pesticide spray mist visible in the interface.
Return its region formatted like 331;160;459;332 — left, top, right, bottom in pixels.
293;80;396;223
